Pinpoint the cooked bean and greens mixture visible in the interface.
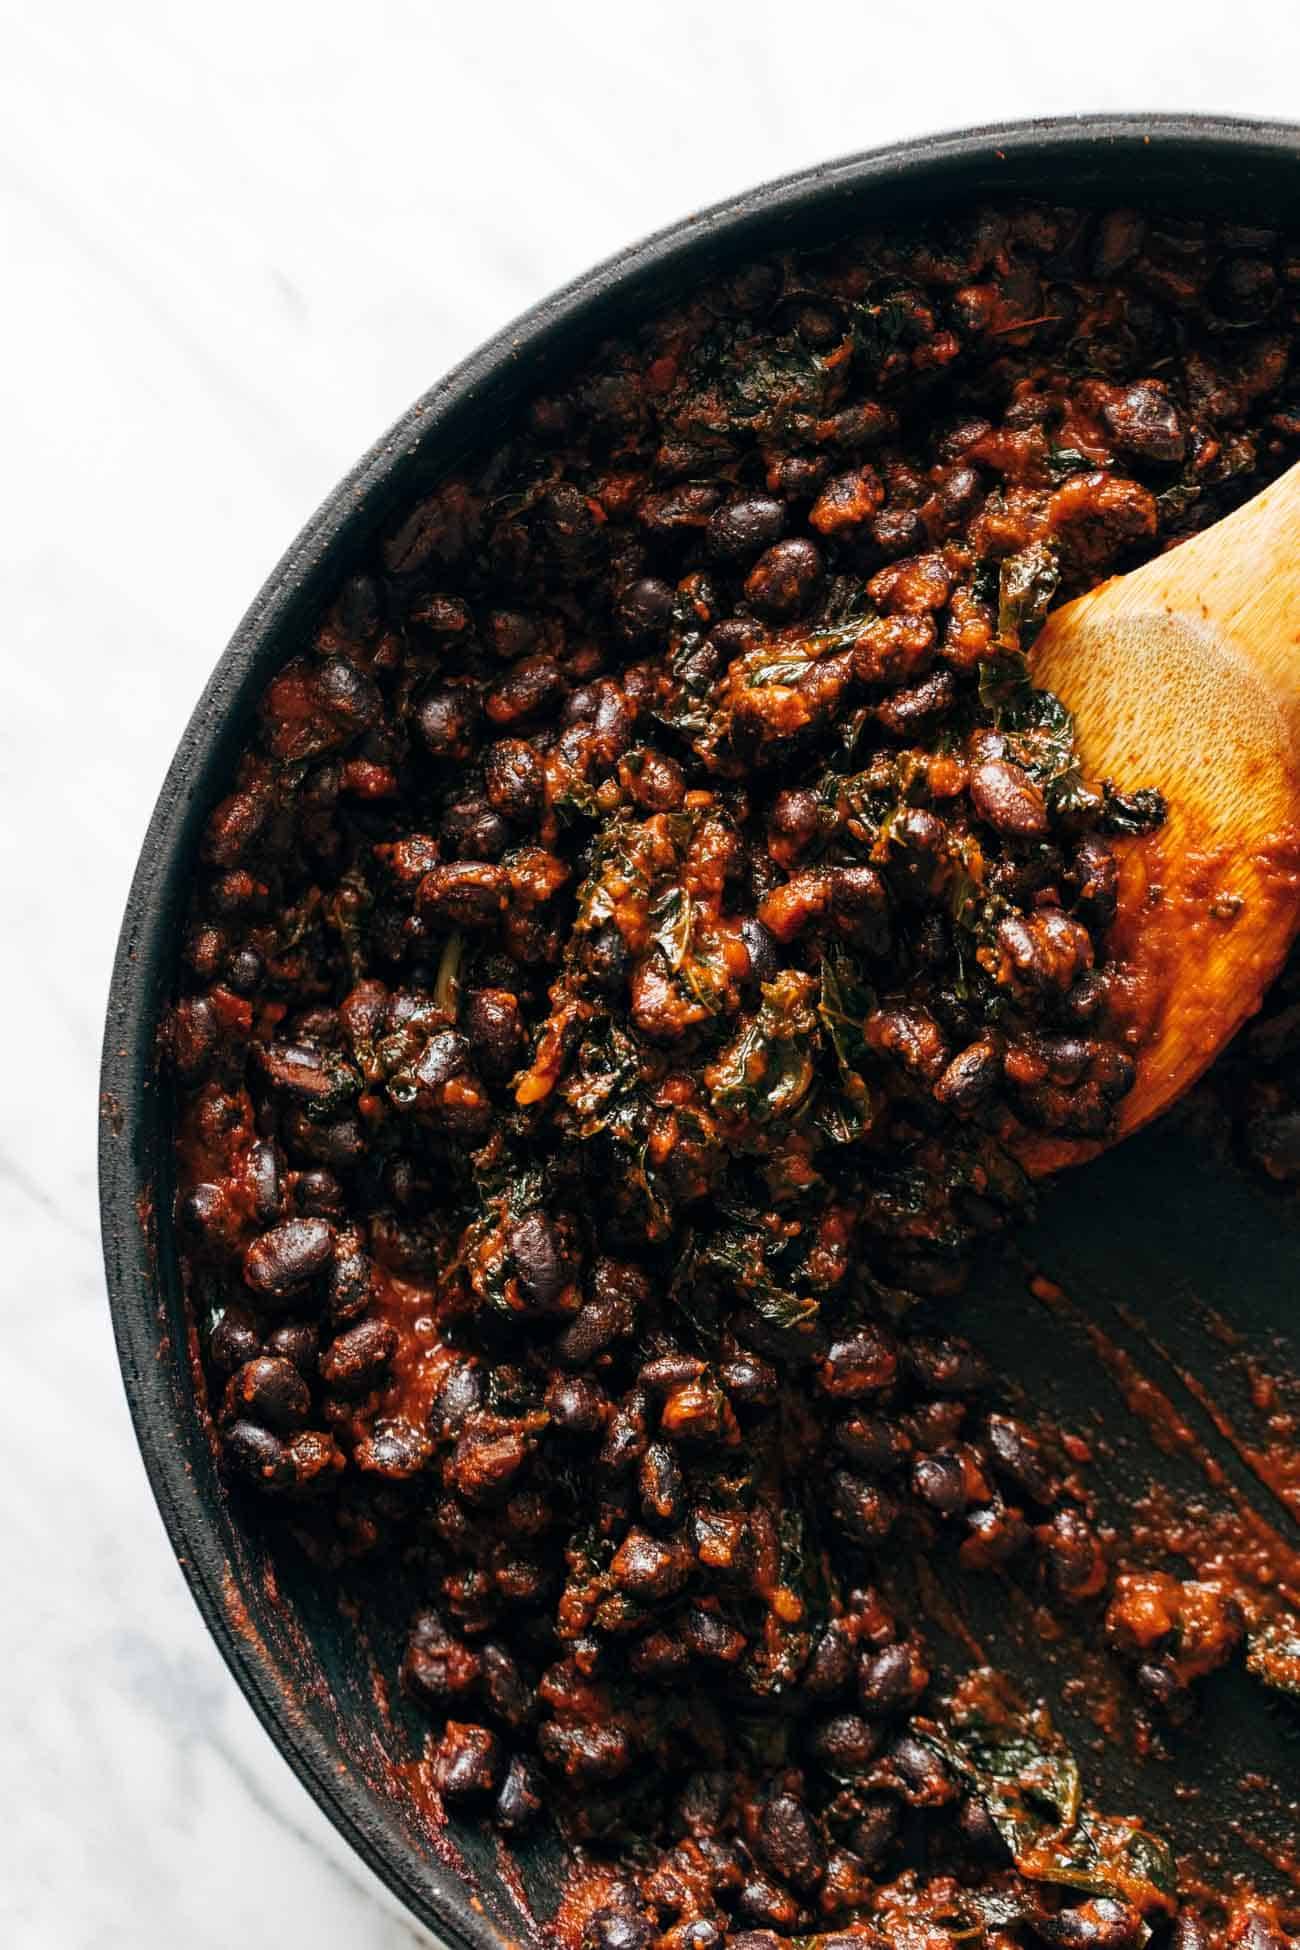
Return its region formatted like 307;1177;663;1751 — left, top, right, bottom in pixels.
170;203;1300;1950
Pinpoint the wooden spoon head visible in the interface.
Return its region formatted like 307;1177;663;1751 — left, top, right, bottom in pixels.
1018;601;1300;1175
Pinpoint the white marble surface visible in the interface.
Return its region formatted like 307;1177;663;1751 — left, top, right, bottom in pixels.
4;2;1300;1943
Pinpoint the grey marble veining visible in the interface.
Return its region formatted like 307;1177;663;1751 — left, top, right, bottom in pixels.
2;3;1295;1943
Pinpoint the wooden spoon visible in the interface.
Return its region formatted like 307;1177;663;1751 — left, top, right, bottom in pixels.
1018;459;1300;1175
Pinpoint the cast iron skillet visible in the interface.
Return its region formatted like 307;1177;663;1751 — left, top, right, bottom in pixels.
100;115;1300;1944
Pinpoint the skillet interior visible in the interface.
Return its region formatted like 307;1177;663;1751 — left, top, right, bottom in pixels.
100;117;1300;1944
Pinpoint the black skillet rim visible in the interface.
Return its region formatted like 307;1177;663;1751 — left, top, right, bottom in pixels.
99;113;1300;1944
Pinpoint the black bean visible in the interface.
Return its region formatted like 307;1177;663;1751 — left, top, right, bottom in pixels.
597;1392;650;1479
835;1414;910;1475
1065;838;1113;930
412;1032;470;1097
628;1630;688;1679
185;926;226;982
1136;1661;1181;1709
809;1712;880;1774
886;1734;952;1803
871;505;926;558
682;1608;747;1663
1040;1507;1106;1602
479;1641;532;1729
964;1501;1030;1565
739;917;780;989
440;798;512;861
708;495;786;560
465;989;525;1081
718;1354;778;1410
1063;971;1108;1023
432;1720;501;1800
406;591;472;638
583;1910;655;1950
354;1416;432;1481
905;1335;990;1395
757;1790;822;1889
1101;381;1187;464
610;1526;692;1599
911;1451;967;1517
830;864;891;955
744;538;823;617
224;1355;311;1432
735;1874;800;1931
590;682;634;765
486;608;536;660
886;806;947;897
616;578;675;641
689;1507;752;1582
243;1218;335;1301
509;1210;568;1309
485;738;544;820
876;667;957;739
209;1305;262;1374
294;1167;343;1216
402;1610;482;1706
492;1755;540;1832
316;655;381;732
802;1620;855;1698
281;1428;343;1492
957;1794;1011;1861
538;1719;632;1782
430;1359;483;1438
670;1775;727;1847
555;1293;630;1367
418;861;508;927
1041;1034;1092;1086
971;759;1049;837
819;1328;899;1399
858;1642;928;1717
325;1226;372;1326
586;920;632;994
676;1925;723;1950
171;997;218;1078
546;1374;607;1437
222;1419;294;1491
830;1469;896;1545
226;945;264;994
415;686;478;758
848;1797;899;1866
640;1352;706;1392
933;1037;1001;1112
255;1043;358;1114
1034;1899;1145;1950
451;1424;532;1507
318;1317;397;1395
485;654;565;726
640;483;723;534
261;1318;315;1380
